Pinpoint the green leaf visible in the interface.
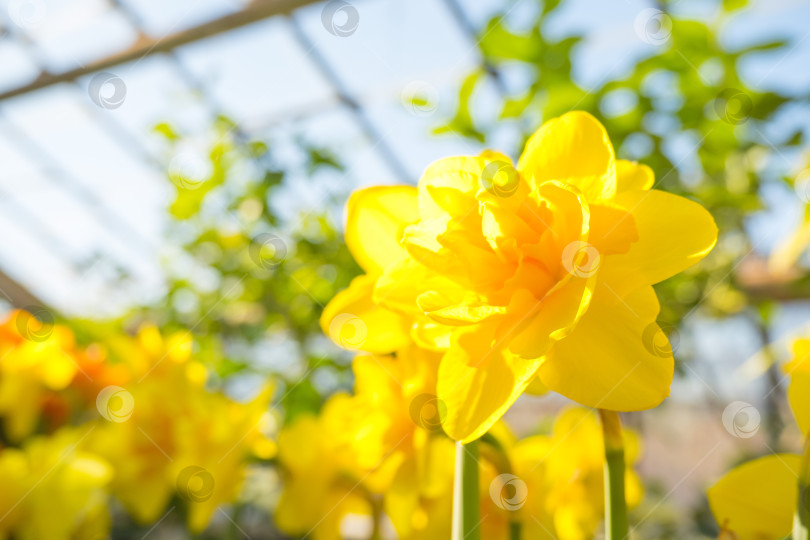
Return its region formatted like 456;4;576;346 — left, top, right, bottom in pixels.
723;0;748;12
542;0;562;14
479;18;541;63
737;40;789;54
153;122;179;141
168;142;228;220
500;90;536;119
433;71;486;143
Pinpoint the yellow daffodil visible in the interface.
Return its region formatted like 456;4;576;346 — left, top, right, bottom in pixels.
275;395;374;540
0;428;112;540
708;338;810;538
347;347;456;539
90;326;274;533
276;346;456;539
322;111;717;442
0;311;82;441
483;407;642;540
537;407;643;539
0;310;132;443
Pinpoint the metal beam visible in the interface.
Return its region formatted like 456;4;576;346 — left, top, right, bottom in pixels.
440;0;508;95
0;269;46;308
287;13;413;184
0;0;323;103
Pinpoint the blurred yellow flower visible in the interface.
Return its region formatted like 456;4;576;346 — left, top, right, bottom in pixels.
348;348;455;539
0;428;112;540
275;395;374;540
0;310;128;443
90;326;274;533
0;312;80;441
708;338;810;539
276;346;456;539
708;454;799;540
276;367;646;540
538;408;643;539
485;407;642;540
322;111;717;442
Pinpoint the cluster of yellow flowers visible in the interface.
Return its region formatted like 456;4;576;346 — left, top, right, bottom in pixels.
1;111;733;538
0;311;274;539
275;347;643;539
276;111;719;538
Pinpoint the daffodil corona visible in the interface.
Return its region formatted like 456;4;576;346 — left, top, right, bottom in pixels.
323;111;718;442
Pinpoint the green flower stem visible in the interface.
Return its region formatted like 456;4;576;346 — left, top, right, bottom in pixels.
599;409;629;540
794;439;810;540
480;432;521;540
509;520;522;540
370;495;383;540
453;439;481;540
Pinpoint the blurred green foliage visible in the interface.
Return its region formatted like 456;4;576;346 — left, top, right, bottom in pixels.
135;116;360;421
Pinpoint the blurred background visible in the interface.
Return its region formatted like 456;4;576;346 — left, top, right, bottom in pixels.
1;0;810;537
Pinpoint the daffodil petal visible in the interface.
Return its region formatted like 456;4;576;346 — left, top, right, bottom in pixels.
498;181;596;359
524;375;548;395
538;285;673;411
437;324;543;443
616;160;654;191
707;454;799;540
530;180;591;280
479;200;536;259
346;186;418;275
787;339;810;436
352;354;402;401
518;111;616;201
385;457;421;537
374;256;466;316
419;293;507;326
320;275;411;354
418;156;487;219
387;436;455;538
479;149;514;164
402;218;512;290
540;180;591;244
785;338;810;374
589;203;638;256
411;318;454;351
605;189;717;292
504;271;595;359
500;259;557;300
401;219;468;281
